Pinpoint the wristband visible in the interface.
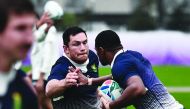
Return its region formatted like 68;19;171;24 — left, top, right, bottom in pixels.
87;78;92;85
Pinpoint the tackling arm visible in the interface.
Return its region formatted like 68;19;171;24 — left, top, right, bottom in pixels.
46;71;78;98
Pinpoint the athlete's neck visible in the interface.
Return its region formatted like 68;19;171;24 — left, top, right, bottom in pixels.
0;52;15;73
110;49;124;68
107;49;121;65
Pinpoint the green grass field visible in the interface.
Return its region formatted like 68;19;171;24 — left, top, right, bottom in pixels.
98;65;190;109
22;65;190;109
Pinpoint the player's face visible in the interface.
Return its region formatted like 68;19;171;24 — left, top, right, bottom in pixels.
65;32;89;64
0;13;36;61
95;48;109;66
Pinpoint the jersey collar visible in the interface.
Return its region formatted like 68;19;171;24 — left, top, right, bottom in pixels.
111;49;124;68
63;53;89;73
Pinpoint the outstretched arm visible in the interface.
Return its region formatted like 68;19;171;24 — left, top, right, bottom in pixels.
68;66;112;86
90;74;112;86
46;71;78;98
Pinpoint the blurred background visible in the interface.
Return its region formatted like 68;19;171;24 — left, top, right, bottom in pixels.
26;0;190;108
31;0;190;31
28;0;190;65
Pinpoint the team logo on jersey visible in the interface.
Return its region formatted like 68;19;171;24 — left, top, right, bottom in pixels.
91;64;97;72
12;92;22;109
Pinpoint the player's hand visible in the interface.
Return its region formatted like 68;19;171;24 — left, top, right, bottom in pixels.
76;69;88;86
64;68;78;88
35;78;44;93
68;66;88;86
100;97;111;109
36;12;53;33
98;90;112;109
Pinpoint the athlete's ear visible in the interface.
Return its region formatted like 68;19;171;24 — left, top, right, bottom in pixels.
98;47;105;55
63;45;69;55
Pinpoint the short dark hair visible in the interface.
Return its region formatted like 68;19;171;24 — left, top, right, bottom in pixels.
0;0;36;32
95;30;123;51
62;26;87;46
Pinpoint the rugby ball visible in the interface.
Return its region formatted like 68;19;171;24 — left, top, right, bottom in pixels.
99;80;123;101
44;1;63;19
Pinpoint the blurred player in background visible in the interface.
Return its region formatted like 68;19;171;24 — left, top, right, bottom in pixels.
31;1;63;109
95;30;184;109
0;0;39;108
31;12;54;109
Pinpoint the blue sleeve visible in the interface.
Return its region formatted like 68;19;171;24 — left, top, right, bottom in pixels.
47;63;68;81
112;60;138;88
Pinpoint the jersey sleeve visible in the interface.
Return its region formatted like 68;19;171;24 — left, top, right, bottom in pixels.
47;63;68;81
112;59;139;88
33;24;47;42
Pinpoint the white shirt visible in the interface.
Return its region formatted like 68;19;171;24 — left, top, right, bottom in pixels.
31;26;62;80
0;66;16;96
